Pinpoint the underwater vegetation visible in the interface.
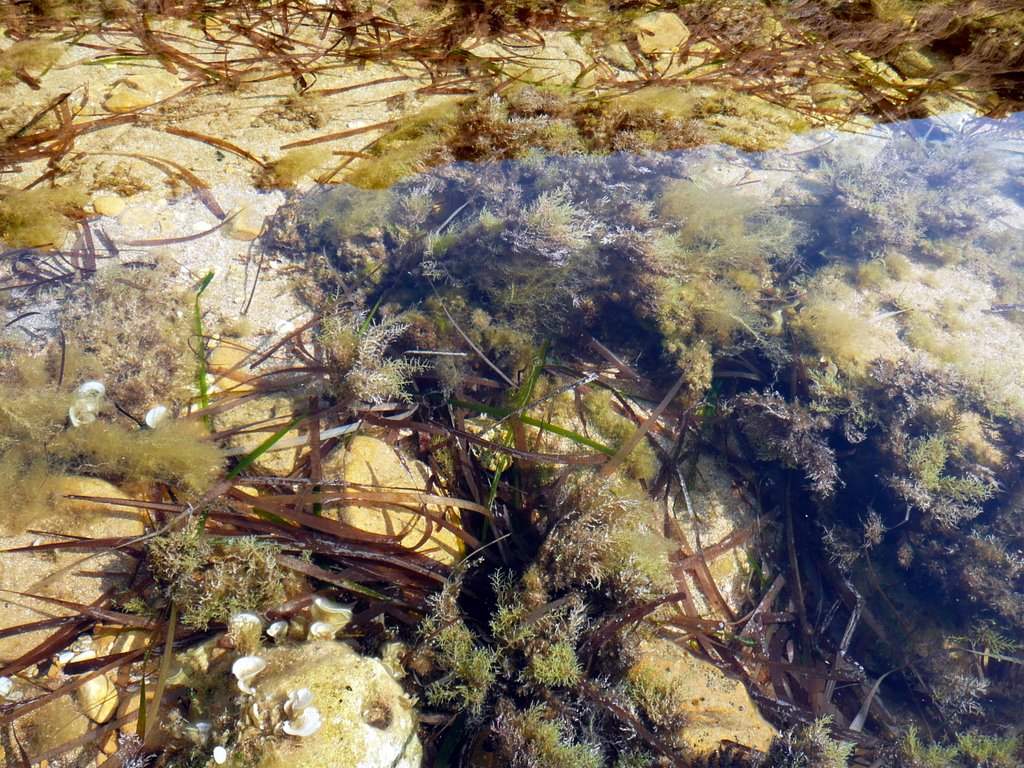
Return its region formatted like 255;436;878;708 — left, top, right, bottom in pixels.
267;149;799;410
2;0;1024;762
3;109;1024;767
257;111;1024;765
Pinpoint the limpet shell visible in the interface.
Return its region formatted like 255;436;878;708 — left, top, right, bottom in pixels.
282;706;321;737
310;597;353;631
144;405;169;428
232;655;267;695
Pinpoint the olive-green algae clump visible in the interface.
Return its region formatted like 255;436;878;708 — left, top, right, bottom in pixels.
344;85;807;190
267;150;797;406
58;260;197;414
147;527;300;629
412;474;676;763
0;186;88;248
0;343;221;537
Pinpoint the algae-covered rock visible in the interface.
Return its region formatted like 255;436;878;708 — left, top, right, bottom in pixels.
633;11;691;56
253;639;421;768
630;638;775;758
0;475;143;661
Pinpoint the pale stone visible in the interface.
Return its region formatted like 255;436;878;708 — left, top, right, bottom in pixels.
634;12;691;55
226;206;265;241
102;628;152;656
100;731;118;755
323;436;462;565
0;476;144;662
92;194;126;217
104;71;184;113
671;453;762;616
466;31;597;87
78;672;119;724
631;639;775;757
117;688;157;737
663;40;721;79
117;206;159;230
208;341;252;384
253;640;421;768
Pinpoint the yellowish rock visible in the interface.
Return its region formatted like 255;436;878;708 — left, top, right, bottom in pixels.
117;206;158;230
116;687;157;737
92;194;126;217
104;71;184;113
225;206;266;241
14;694;91;757
100;731;118;755
323;436;462;564
207;341;253;385
634;11;691;55
0;476;144;662
254;640;422;768
77;672;119;724
631;639;775;757
214;395;296;475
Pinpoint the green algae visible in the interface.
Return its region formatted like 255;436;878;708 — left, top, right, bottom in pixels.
147;529;298;629
259;111;1024;763
0;186;88;249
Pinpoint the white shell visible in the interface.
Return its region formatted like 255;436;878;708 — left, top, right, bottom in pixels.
306;621;336;640
310;597;353;631
266;621;288;640
144;405;169;428
68;399;101;427
285;688;314;717
69;381;107;426
282;706;322;737
231;655;267;695
229;613;262;631
213;746;228;764
0;676;21;701
76;381;106;399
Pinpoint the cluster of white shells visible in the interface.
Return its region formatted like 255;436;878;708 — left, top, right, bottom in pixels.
230;656;322;737
66;380;169;428
265;596;354;643
211;598;355;761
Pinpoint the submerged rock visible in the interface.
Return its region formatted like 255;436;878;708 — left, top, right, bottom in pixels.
322;435;463;565
633;11;691;56
0;476;143;662
251;639;421;768
630;638;775;757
